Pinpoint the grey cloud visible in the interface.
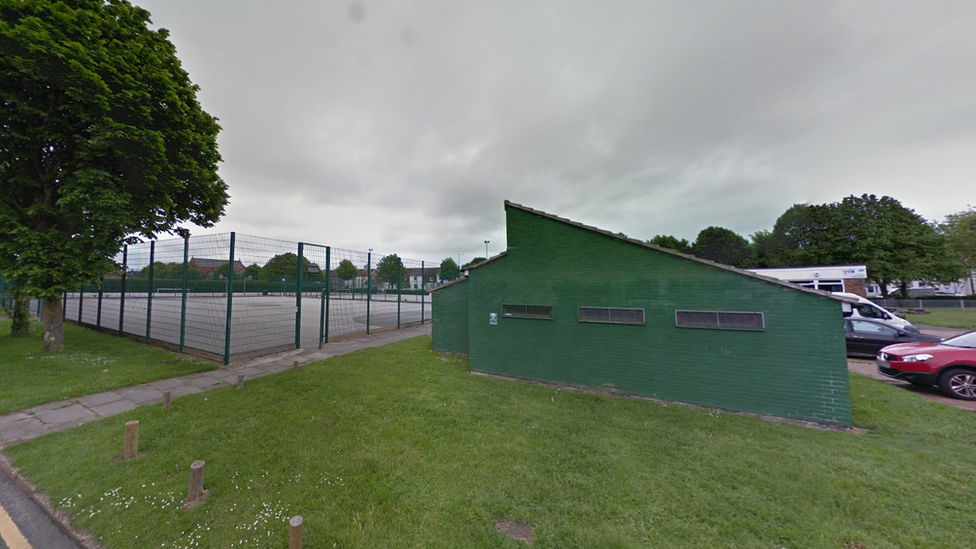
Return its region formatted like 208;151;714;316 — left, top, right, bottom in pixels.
141;0;976;260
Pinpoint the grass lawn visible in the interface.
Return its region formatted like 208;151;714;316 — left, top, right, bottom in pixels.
0;320;215;416
6;335;976;548
906;307;976;330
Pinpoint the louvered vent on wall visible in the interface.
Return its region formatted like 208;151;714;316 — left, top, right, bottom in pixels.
502;304;554;319
578;307;645;325
674;310;765;331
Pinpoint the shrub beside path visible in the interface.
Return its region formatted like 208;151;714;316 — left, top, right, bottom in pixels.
0;324;431;447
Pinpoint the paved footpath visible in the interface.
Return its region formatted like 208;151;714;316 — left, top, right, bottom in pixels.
0;323;431;447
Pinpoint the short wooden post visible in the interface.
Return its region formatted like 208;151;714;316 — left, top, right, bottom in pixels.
293;360;299;372
187;460;205;502
162;390;171;408
123;420;139;459
237;374;244;389
289;515;303;549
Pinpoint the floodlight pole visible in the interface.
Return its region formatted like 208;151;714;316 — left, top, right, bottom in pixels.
366;249;372;335
485;240;490;259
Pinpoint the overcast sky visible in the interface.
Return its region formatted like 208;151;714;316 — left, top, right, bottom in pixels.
136;0;976;263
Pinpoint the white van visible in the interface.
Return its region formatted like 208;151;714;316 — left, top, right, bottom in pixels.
833;292;918;332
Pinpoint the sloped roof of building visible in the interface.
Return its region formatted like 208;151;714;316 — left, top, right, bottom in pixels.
189;258;246;270
447;201;855;303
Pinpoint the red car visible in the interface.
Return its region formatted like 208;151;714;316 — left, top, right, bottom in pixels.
877;330;976;400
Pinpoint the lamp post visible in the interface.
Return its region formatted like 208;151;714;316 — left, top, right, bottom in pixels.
484;240;490;259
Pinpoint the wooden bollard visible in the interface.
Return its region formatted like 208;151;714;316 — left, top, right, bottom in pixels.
289;515;303;549
293;360;299;372
162;390;171;408
187;460;205;502
237;374;244;389
123;420;139;459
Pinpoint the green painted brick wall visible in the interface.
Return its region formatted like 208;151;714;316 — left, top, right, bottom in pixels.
431;279;470;355
464;206;852;427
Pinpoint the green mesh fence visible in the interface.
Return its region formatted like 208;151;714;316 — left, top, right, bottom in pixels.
57;233;440;364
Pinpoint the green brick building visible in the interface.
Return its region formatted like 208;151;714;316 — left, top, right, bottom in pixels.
432;201;853;427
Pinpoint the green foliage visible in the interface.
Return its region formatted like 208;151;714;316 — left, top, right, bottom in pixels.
8;336;976;547
335;259;359;280
691;226;752;267
136;262;202;280
762;196;964;297
375;254;406;286
242;263;262;280
941;207;976;275
261;253;318;277
0;0;228;299
439;257;459;281
213;262;233;279
10;295;30;336
465;257;487;269
0;0;227;350
647;234;692;254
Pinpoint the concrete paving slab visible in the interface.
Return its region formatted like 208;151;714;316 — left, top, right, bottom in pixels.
76;392;125;407
181;375;226;389
223;368;263;380
87;399;137;417
211;371;245;383
30;401;76;414
0;413;31;428
0;419;47;445
170;386;203;398
149;377;192;391
35;405;97;431
116;386;164;406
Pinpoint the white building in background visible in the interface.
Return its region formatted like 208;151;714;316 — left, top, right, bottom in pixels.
405;268;440;290
745;265;869;297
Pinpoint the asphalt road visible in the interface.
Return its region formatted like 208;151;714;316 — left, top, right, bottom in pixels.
0;465;78;549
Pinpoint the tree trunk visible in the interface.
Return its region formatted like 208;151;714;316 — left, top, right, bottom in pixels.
10;297;31;336
898;282;910;299
878;280;890;299
42;297;64;353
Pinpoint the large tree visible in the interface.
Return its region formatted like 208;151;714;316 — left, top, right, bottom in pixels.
261;253;317;278
940;207;976;295
646;235;693;254
439;257;459;281
375;254;406;287
764;195;963;297
691;227;752;267
0;0;228;351
335;259;359;283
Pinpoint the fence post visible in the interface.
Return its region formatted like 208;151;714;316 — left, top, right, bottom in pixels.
97;276;104;330
62;292;67;320
320;246;330;348
366;251;372;335
421;261;425;324
397;259;401;329
78;285;84;324
180;235;189;353
146;240;155;343
223;232;236;366
296;242;304;349
119;244;128;337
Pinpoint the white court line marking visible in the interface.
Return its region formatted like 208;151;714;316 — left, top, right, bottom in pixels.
0;499;32;549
